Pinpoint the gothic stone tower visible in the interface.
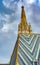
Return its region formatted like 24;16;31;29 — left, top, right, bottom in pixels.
18;6;32;35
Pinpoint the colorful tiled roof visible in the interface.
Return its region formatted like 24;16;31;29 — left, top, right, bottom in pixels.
10;34;40;65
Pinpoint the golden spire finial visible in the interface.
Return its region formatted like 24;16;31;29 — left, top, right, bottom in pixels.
21;5;27;24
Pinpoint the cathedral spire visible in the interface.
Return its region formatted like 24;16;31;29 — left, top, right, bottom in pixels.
18;4;32;35
21;0;28;24
21;6;27;24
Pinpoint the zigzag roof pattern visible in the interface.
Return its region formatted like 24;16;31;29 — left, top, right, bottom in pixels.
10;34;40;65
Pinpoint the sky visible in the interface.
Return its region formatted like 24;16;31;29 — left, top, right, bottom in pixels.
0;0;40;64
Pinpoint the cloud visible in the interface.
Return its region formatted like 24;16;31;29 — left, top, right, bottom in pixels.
2;0;19;10
0;0;21;33
0;14;10;23
0;14;10;30
0;0;14;14
23;2;40;33
0;20;19;33
2;0;11;8
0;12;20;32
1;23;10;32
27;0;35;4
